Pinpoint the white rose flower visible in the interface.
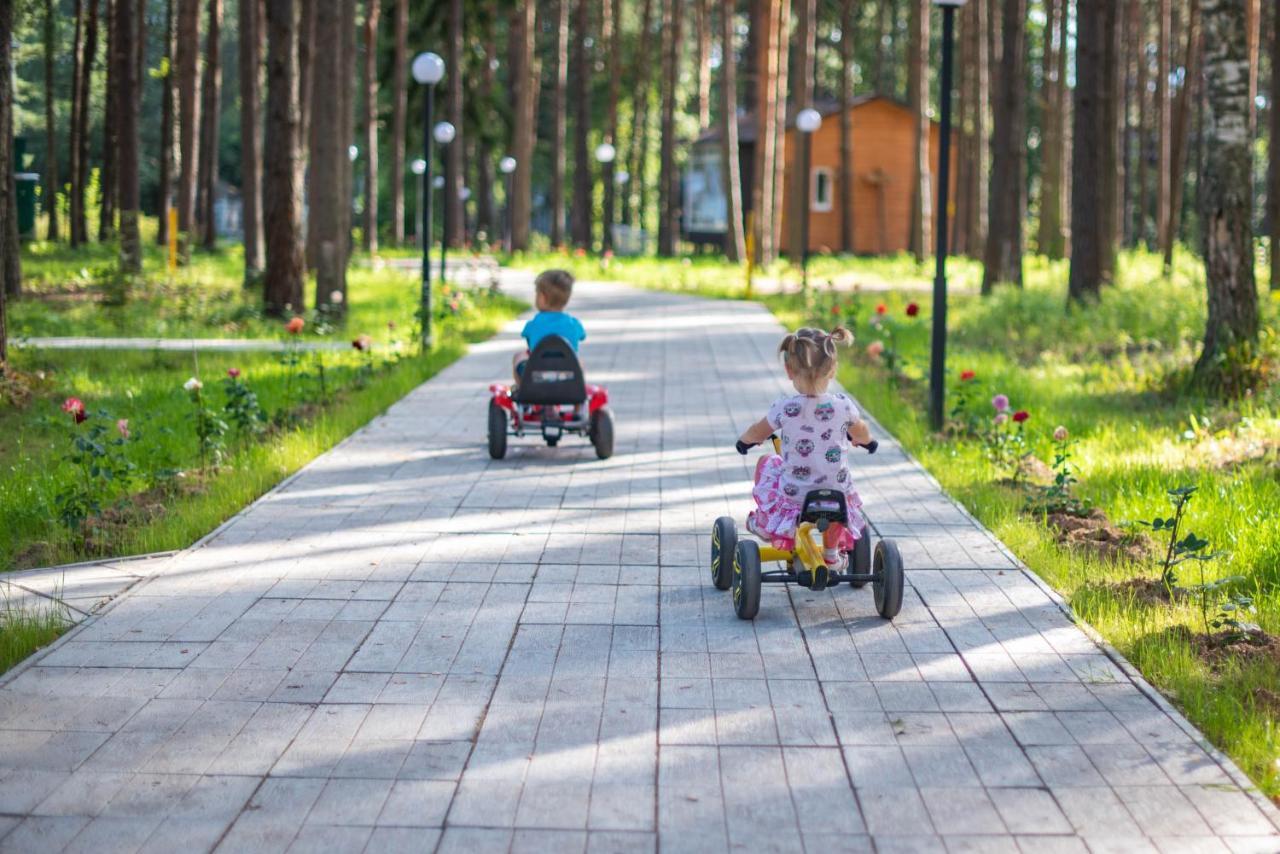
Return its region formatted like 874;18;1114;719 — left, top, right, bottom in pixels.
183;377;203;392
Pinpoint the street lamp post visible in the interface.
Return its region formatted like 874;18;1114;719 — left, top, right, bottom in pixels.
595;142;617;252
411;158;427;248
348;145;359;253
412;51;445;348
433;121;456;288
499;155;517;254
458;186;472;246
930;0;965;431
795;108;823;292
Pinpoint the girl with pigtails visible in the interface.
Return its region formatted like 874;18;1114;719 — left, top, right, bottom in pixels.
736;327;873;568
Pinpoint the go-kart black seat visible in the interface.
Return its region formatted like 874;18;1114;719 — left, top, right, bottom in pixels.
514;334;587;406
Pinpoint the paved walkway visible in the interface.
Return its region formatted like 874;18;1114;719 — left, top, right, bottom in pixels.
1;277;1276;854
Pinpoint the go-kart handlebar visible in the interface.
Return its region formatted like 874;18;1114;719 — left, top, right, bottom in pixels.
736;434;877;455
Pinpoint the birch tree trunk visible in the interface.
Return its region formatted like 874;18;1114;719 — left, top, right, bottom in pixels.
263;0;304;317
1195;0;1258;385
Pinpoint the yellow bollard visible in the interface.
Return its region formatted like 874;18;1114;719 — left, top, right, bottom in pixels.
744;212;755;300
167;207;179;272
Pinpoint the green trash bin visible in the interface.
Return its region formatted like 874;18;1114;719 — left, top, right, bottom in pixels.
15;172;38;241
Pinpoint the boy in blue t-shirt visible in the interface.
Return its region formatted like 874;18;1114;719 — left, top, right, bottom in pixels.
514;269;586;380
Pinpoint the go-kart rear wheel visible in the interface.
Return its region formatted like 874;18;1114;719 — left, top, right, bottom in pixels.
590;408;614;460
732;541;762;620
849;532;871;588
488;401;508;460
873;539;904;620
711;517;737;591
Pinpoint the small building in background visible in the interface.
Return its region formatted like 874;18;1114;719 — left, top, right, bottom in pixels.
684;95;957;256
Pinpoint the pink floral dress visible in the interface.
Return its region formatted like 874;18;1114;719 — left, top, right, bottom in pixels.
747;392;866;550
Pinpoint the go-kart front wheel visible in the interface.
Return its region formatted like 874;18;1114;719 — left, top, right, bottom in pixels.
488;401;508;460
590;408;614;459
849;531;871;588
873;540;904;620
732;540;762;620
711;516;737;591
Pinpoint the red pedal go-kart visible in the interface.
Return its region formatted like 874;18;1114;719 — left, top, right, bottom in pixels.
488;334;614;460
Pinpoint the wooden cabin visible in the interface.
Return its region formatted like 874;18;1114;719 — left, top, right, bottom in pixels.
684;95;957;256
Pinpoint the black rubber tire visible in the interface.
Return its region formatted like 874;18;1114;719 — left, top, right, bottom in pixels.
849;532;871;588
711;516;737;591
873;539;904;620
590;408;615;459
545;436;560;447
488;401;508;460
732;540;762;620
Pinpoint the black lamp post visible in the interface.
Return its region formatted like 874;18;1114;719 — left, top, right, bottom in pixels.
411;158;426;247
499;155;517;254
795;108;823;292
929;0;965;431
412;51;445;348
595;142;617;251
433;121;456;288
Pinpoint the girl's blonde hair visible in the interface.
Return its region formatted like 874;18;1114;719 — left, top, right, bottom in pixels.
779;326;853;393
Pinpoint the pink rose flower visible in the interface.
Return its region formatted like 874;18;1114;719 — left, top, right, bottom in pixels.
116;419;130;439
992;394;1010;412
227;367;241;379
62;397;87;424
866;340;885;358
1053;425;1068;442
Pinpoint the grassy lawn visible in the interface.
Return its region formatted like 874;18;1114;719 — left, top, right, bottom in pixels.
528;246;1280;801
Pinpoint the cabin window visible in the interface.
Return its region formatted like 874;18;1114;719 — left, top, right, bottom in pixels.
812;168;833;213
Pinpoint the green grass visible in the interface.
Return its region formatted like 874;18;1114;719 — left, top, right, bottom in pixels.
0;599;71;674
579;245;1280;801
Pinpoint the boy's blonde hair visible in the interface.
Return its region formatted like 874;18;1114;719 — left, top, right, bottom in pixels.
535;269;574;310
779;326;853;394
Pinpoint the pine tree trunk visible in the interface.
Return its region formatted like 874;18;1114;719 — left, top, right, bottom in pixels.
176;0;201;259
696;0;711;130
789;0;815;260
600;0;620;251
551;0;569;246
115;0;141;272
981;0;1026;292
1164;0;1201;271
363;0;380;254
1099;0;1122;280
570;0;592;248
43;0;60;242
1270;0;1280;289
658;0;682;255
75;0;99;247
965;0;988;258
100;0;118;241
876;0;893;95
1195;0;1258;383
839;0;854;253
157;0;174;246
1154;0;1171;252
625;0;654;228
1068;0;1118;302
721;0;746;262
296;0;313;155
752;0;781;265
510;0;538;251
311;0;345;307
445;0;463;248
69;0;84;246
263;0;304;317
1037;0;1063;257
390;0;407;245
340;0;356;264
908;0;931;262
1134;0;1149;246
198;0;222;249
768;0;790;259
240;0;264;279
1;0;20;307
1246;0;1260;121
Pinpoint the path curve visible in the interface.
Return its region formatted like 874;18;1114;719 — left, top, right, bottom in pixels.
0;274;1275;853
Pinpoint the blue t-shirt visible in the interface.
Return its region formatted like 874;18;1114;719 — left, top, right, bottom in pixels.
522;311;586;352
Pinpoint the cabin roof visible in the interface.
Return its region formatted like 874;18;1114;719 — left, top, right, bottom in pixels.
692;93;935;146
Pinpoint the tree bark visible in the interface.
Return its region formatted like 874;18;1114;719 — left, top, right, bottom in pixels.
551;0;569;246
43;0;60;242
658;0;683;255
444;0;463;248
341;0;356;261
907;0;931;262
696;0;711;130
390;0;407;245
625;0;654;227
768;0;790;257
1037;0;1065;258
721;0;746;262
296;0;313;155
601;0;621;250
1068;0;1118;301
176;0;200;259
77;0;100;246
240;0;264;280
363;0;380;254
1195;0;1258;383
790;0;815;261
752;0;781;264
1133;0;1149;246
1164;0;1201;272
981;0;1026;292
876;0;894;96
157;0;175;246
263;0;304;317
115;0;141;272
100;0;118;242
839;0;854;254
1270;0;1280;289
963;0;988;257
1100;0;1123;279
510;0;538;251
198;0;222;249
311;0;345;307
1154;0;1171;252
1;0;20;308
570;0;592;248
69;0;84;246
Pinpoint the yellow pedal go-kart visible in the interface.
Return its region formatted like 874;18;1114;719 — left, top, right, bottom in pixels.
711;436;904;621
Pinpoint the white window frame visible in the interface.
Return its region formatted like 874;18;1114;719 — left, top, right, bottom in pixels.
811;167;834;213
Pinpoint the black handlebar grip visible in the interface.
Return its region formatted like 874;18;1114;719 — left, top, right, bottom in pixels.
735;439;754;455
860;440;879;454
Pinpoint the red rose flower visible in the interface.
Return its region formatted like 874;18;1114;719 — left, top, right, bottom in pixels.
62;397;87;424
227;368;241;379
960;369;976;381
1012;410;1030;423
285;316;305;334
905;302;920;317
875;303;887;315
830;304;841;316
